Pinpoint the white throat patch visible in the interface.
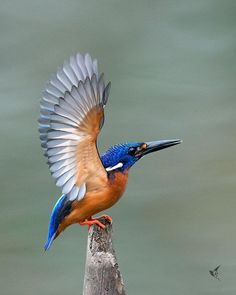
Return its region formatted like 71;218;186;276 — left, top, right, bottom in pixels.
106;162;123;172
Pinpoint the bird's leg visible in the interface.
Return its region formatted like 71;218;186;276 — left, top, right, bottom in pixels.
79;217;106;229
79;215;112;229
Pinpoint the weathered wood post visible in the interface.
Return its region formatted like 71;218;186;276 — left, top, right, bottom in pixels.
83;218;126;295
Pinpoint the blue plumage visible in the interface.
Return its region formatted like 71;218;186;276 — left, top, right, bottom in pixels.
101;142;142;172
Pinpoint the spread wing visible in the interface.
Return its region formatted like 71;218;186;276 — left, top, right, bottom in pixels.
39;53;111;201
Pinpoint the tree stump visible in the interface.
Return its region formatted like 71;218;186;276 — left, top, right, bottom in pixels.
83;218;126;295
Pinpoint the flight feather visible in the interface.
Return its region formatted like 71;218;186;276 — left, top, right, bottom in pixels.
39;53;110;201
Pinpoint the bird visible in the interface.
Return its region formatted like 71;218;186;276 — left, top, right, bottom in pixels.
209;265;221;280
39;52;182;250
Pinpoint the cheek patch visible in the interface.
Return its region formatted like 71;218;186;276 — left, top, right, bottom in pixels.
106;162;123;172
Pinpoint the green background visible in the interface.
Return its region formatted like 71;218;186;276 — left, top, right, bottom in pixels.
1;0;236;294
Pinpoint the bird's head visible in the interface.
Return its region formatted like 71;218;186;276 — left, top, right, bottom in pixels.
101;139;182;173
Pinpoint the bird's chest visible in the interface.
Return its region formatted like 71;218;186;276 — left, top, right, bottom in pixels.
107;171;128;202
87;171;128;210
74;171;128;220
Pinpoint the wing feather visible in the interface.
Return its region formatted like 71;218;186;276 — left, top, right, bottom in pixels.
50;114;78;127
52;163;76;178
39;53;110;202
42;91;59;104
46;82;64;97
92;59;98;77
47;139;78;148
47;146;77;156
56;169;75;187
84;53;93;78
63;61;78;85
49;157;76;173
49;151;75;162
62;176;76;194
68;186;80;201
76;53;89;78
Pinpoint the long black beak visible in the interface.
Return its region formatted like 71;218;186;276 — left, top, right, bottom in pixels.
139;139;182;157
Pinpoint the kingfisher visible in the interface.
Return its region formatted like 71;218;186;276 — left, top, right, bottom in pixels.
39;52;182;250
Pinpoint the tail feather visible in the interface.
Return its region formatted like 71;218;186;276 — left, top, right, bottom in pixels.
44;195;72;251
44;233;56;251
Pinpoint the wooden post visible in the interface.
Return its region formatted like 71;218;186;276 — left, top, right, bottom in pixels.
83;218;126;295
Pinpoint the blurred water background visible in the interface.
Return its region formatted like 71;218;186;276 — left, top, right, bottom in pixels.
1;0;236;294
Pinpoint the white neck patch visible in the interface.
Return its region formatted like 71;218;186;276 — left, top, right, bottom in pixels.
106;162;123;172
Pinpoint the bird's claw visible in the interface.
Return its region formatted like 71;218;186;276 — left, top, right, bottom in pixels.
79;219;106;229
79;215;113;230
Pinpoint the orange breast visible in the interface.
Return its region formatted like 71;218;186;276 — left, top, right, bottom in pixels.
61;171;129;230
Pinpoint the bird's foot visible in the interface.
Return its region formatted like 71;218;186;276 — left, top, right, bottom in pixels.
95;214;113;224
79;219;106;229
79;215;112;230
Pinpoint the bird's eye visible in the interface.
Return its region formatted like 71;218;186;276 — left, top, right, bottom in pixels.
128;147;136;156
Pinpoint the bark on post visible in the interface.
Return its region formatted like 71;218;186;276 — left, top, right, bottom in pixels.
83;218;126;295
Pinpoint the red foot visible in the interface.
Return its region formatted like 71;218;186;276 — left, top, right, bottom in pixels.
79;219;106;229
79;215;113;230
